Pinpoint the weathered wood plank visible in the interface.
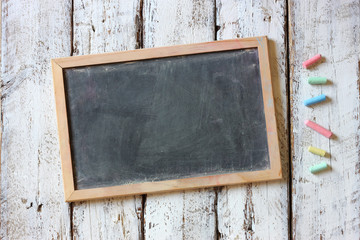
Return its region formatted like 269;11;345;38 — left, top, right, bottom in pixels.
142;0;217;239
0;0;72;239
290;0;360;239
71;0;143;239
0;0;2;206
216;0;289;239
73;0;142;55
72;197;142;239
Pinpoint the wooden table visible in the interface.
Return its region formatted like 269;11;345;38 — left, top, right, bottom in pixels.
1;0;359;239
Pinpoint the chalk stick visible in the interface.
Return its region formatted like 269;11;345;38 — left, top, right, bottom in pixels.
308;146;326;157
308;77;327;85
304;120;333;138
309;162;328;174
303;54;322;69
303;94;326;106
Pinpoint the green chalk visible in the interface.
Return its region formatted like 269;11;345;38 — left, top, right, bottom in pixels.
309;162;328;174
308;77;327;84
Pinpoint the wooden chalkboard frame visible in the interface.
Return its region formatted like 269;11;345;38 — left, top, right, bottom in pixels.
52;36;282;202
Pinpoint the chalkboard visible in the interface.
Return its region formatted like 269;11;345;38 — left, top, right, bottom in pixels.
52;37;282;202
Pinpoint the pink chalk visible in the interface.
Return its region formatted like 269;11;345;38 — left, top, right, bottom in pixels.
304;120;333;138
302;54;322;69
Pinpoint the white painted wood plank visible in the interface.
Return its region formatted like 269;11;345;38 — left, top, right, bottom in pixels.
0;0;72;239
290;0;360;239
143;0;215;48
71;0;143;239
143;0;217;239
72;197;143;239
73;0;142;55
216;0;289;239
0;0;2;203
145;189;216;240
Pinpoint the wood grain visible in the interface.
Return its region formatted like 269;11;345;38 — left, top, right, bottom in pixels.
216;0;289;239
0;0;72;239
55;37;269;68
66;170;281;202
71;0;143;238
52;61;75;200
290;0;360;239
142;0;217;239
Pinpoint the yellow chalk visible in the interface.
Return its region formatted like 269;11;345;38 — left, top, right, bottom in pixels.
308;146;326;157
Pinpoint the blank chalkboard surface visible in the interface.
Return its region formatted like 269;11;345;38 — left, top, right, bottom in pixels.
52;37;282;202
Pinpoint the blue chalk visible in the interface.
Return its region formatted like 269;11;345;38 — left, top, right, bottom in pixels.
303;94;326;106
